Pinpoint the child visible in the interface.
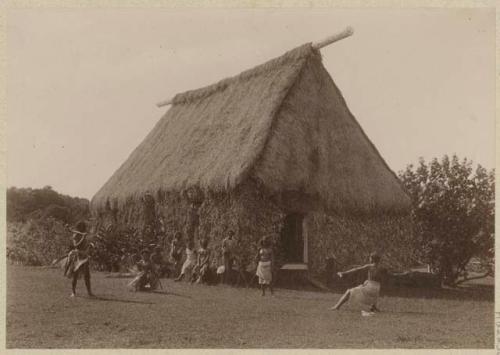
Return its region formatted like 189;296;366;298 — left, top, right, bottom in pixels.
255;236;274;296
175;239;197;282
330;252;383;313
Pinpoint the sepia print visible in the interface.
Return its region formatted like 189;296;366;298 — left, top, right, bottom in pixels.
4;5;495;350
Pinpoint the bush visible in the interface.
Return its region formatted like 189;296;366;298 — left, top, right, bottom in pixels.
399;155;494;286
7;218;72;266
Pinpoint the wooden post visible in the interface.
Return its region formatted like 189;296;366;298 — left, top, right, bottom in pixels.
156;98;173;108
312;26;354;50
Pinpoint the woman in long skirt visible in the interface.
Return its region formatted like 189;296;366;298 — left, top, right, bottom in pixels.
255;237;274;296
175;239;197;282
170;232;184;276
192;239;210;284
330;252;382;313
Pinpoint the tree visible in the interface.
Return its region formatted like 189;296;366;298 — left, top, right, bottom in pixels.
399;155;494;286
7;186;90;224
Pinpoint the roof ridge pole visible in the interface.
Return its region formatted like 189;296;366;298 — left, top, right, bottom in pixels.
156;97;173;108
156;26;354;108
312;26;354;50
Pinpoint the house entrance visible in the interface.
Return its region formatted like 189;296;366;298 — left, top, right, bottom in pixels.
281;213;306;263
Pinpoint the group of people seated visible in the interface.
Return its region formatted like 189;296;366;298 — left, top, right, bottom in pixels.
126;230;239;292
173;237;211;284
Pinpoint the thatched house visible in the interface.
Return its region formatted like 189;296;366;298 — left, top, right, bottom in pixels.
91;40;413;279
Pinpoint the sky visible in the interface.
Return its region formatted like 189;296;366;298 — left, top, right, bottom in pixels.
7;8;495;199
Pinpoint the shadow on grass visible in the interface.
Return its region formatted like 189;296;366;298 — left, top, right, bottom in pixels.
279;278;494;302
151;290;192;299
380;284;494;302
385;310;445;316
91;295;154;305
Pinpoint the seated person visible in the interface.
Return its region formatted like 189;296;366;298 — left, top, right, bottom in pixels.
150;246;164;276
128;249;159;291
175;239;197;282
191;239;210;284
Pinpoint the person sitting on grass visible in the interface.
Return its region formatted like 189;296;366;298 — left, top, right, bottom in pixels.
128;248;141;271
175;239;197;282
64;221;95;298
192;239;210;284
150;246;164;276
128;249;159;292
255;236;274;296
329;252;383;314
119;248;130;273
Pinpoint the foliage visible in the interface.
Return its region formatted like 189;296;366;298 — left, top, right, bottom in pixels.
7;186;89;224
7;218;72;266
7;186;90;266
398;155;494;286
90;224;153;272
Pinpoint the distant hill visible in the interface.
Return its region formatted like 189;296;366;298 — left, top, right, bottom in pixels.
7;186;90;224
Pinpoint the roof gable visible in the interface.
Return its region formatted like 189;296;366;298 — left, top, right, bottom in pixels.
252;54;410;214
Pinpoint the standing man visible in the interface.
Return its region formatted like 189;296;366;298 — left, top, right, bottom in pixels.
222;230;236;285
65;221;94;298
170;232;184;276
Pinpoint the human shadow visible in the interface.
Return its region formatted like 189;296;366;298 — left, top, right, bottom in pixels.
151;290;192;299
90;295;154;305
382;310;445;316
379;284;494;302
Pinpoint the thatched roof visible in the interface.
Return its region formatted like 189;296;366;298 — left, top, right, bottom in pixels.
91;43;410;214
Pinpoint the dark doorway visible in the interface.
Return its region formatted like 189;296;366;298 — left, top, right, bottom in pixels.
281;213;305;263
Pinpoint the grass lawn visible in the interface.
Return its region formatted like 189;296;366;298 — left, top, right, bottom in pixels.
6;265;494;349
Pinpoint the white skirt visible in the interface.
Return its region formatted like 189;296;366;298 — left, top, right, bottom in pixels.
181;258;196;274
350;280;381;308
256;261;272;285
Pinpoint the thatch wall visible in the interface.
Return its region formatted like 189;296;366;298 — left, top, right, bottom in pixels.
94;179;412;279
94;180;286;270
305;212;413;279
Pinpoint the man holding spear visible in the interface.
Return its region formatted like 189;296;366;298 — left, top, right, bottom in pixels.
64;221;95;298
